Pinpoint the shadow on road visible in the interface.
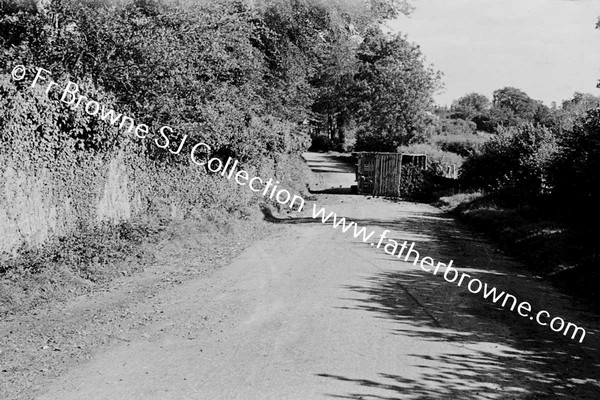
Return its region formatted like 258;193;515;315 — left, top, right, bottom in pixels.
287;152;600;398
308;187;355;195
308;168;355;174
264;201;600;398
303;152;357;195
320;271;600;399
311;211;600;399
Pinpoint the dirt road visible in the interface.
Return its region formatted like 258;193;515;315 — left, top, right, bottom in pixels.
31;153;600;399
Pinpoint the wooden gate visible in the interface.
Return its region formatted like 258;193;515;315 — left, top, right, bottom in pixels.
373;153;402;196
354;152;427;197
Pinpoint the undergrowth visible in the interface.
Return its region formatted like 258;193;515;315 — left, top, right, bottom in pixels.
438;192;599;307
0;219;165;317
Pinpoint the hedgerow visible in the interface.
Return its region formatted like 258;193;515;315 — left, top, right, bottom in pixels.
0;0;317;263
549;109;600;260
397;143;464;175
460;124;557;203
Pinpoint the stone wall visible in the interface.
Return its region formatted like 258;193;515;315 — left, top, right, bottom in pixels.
0;155;133;256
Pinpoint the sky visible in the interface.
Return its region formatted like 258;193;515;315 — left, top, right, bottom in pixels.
389;0;600;106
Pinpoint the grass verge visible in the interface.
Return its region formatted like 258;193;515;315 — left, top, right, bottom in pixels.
437;192;600;307
0;219;165;317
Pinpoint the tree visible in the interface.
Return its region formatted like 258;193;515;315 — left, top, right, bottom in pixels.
353;30;442;151
450;92;490;121
2;0;423;158
555;92;600;133
532;101;554;128
1;0;307;163
490;87;538;127
255;0;416;145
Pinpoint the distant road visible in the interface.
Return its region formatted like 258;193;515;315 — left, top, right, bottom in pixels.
36;152;600;399
302;151;357;193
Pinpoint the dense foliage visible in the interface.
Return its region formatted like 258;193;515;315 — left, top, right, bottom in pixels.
447;88;555;133
351;30;442;150
0;0;421;261
549;109;600;256
454;96;600;264
460;124;557;201
0;0;427;161
1;0;312;165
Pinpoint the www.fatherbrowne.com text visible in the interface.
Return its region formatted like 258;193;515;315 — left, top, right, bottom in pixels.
310;204;586;343
13;65;587;344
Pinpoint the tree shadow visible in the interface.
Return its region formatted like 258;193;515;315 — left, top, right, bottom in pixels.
282;204;600;399
308;187;356;195
318;267;600;399
308;168;355;174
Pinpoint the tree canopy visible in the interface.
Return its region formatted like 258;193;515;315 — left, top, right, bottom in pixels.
1;0;425;158
352;30;442;151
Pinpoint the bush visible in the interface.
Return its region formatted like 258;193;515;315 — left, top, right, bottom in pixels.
549;108;600;257
399;164;429;199
460;124;557;202
0;75;124;159
431;133;490;157
398;143;464;175
354;128;399;152
309;135;335;152
433;118;477;136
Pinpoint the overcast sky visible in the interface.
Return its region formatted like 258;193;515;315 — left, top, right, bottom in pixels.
389;0;600;106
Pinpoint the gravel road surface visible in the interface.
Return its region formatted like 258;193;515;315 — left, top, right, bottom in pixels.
31;152;600;399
